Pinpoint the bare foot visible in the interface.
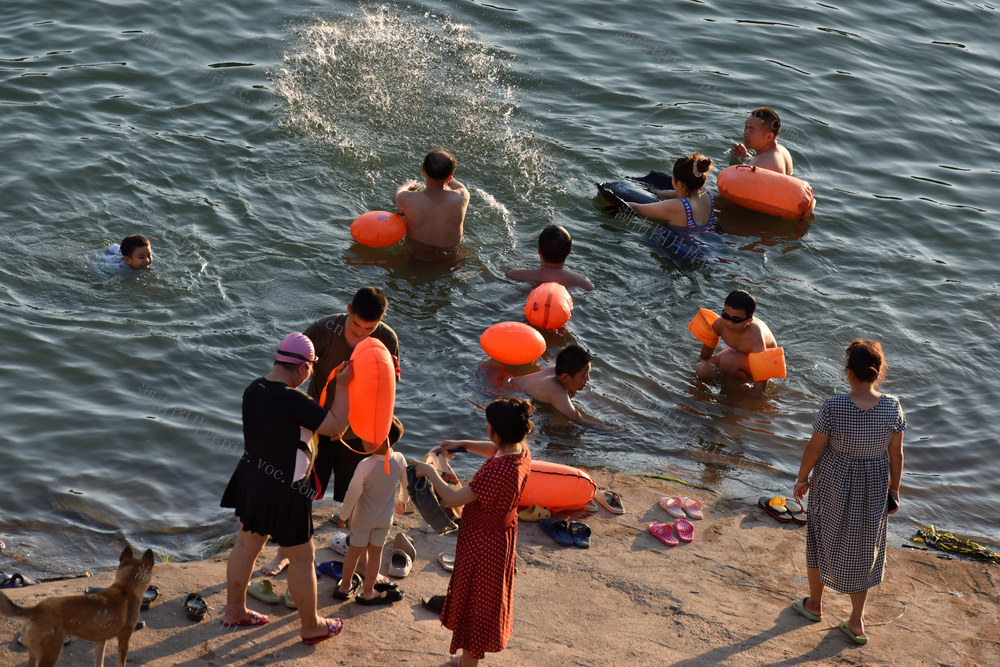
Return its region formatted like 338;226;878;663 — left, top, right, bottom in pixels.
260;554;289;576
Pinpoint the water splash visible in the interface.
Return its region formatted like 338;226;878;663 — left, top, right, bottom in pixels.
270;4;550;208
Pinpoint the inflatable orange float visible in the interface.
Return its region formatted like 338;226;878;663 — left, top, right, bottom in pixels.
348;338;396;447
748;347;786;381
480;322;546;366
688;308;720;348
717;165;815;221
351;210;406;247
519;460;596;511
524;282;573;330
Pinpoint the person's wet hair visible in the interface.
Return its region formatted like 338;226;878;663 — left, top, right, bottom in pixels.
538;224;572;264
120;234;150;258
724;290;756;317
486;398;534;444
672;152;714;193
555;345;591;377
750;107;781;136
351;286;388;322
423;149;457;181
845;339;888;385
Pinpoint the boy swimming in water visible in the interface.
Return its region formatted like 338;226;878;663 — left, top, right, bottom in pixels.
508;345;606;428
393;149;470;249
731;107;794;176
506;224;594;291
97;234;153;271
695;289;779;394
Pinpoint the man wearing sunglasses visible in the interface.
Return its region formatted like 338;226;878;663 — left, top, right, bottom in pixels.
695;289;779;394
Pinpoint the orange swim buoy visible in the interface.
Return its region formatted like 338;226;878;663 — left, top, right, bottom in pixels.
519;460;596;511
350;211;407;247
480;322;546;366
348;338;396;446
748;347;787;381
688;308;720;348
523;282;573;330
717;165;816;221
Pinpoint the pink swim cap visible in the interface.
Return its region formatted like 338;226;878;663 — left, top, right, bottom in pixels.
275;332;317;365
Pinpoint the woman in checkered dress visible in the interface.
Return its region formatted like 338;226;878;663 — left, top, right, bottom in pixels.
791;339;905;644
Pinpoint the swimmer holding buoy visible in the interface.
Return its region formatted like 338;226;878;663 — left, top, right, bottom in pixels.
693;289;784;394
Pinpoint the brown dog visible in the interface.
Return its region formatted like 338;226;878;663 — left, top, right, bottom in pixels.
0;545;154;667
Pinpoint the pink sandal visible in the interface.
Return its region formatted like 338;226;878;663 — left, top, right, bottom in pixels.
675;518;694;542
649;522;679;547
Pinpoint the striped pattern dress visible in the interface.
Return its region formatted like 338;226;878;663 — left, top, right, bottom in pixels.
805;393;906;594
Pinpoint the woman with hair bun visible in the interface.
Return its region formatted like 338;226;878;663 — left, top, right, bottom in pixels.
624;152;719;230
790;339;906;646
412;398;533;666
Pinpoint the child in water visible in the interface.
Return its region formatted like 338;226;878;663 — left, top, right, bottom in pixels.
333;436;408;605
506;224;594;291
97;234;153;271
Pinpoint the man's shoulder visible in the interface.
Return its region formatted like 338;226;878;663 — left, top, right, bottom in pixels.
373;322;399;350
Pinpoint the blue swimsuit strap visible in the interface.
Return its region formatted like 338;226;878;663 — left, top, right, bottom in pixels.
680;197;697;229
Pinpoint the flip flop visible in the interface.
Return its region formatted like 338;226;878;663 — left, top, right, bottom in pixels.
675;518;694;542
791;597;822;622
185;593;209;622
301;617;343;645
17;633;72;648
0;573;35;589
84;586;104;595
659;497;686;519
595;490;625;515
786;498;807;525
539;518;574;547
582;500;600;513
438;552;455;572
355;588;404;605
570;522;591;549
315;560;344;579
393;532;417;561
374;581;399;592
328;532;350;556
141;585;159;611
517;504;551;522
649;522;679;547
332;573;364;600
838;620;869;645
757;496;792;522
421;595;446;614
284;588;297;609
681;497;704;520
247;579;281;605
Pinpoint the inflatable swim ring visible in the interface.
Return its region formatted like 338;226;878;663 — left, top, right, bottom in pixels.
596;171;714;268
717;165;815;222
524;282;573;330
519;460;596;512
480;322;546;366
351;210;407;247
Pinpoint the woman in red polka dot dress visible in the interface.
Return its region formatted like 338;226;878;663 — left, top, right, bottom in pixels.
412;398;533;666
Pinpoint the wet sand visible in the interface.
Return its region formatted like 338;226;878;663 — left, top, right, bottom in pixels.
1;470;996;666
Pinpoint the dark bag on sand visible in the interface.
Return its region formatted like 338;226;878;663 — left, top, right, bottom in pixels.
407;464;459;535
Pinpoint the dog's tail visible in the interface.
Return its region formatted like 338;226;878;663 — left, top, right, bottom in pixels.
0;591;30;619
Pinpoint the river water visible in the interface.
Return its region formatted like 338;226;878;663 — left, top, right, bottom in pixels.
1;0;997;574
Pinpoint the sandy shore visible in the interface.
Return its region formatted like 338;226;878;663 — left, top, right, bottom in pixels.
2;470;997;666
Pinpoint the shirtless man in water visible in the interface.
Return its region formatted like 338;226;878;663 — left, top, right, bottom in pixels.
696;289;779;394
393;149;470;248
731;107;794;176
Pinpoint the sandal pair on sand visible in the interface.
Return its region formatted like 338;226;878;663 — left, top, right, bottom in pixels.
659;496;703;520
333;573;402;605
247;579;297;609
648;519;694;547
758;496;807;524
539;518;591;548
